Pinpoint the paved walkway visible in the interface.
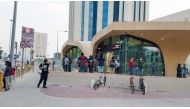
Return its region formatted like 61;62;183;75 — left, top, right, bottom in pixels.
1;70;190;107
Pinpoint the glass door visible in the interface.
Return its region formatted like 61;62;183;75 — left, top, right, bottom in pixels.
104;51;114;73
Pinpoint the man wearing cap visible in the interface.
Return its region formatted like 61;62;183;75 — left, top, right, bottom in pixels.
37;59;50;88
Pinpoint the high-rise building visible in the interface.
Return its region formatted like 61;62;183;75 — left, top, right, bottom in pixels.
33;32;48;59
68;1;149;42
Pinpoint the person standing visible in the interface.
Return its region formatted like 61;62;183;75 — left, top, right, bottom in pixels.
97;54;105;73
62;55;66;71
68;56;72;72
78;53;87;73
176;64;182;78
88;55;94;73
93;57;97;72
10;66;15;86
138;57;144;76
109;57;116;73
115;59;120;73
64;55;69;72
128;57;135;75
182;64;188;78
52;58;55;71
151;63;157;76
3;61;11;91
37;59;50;88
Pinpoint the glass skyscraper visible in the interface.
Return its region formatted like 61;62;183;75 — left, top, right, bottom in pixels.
68;1;149;42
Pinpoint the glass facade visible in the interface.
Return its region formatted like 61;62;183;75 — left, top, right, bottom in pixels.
138;1;141;21
122;1;125;21
88;1;98;41
143;1;146;21
81;1;85;41
113;1;119;22
102;1;109;29
96;34;165;76
133;1;136;21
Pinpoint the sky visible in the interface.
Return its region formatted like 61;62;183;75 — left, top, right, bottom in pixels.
0;0;190;58
0;1;69;58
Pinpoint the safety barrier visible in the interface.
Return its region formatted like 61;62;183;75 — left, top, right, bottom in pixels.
0;71;3;92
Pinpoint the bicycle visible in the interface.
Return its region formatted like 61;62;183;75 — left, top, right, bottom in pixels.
93;80;102;90
139;76;146;95
129;76;135;94
93;76;106;90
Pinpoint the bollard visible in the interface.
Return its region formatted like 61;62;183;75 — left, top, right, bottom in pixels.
0;71;3;92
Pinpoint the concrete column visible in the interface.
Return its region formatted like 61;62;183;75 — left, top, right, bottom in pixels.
96;1;103;33
118;1;123;22
84;1;89;41
108;1;113;25
73;1;82;41
160;42;190;77
124;1;133;22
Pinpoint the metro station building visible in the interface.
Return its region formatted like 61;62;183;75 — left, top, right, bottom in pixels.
62;1;190;77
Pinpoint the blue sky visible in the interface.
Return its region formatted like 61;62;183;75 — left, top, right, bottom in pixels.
0;0;190;58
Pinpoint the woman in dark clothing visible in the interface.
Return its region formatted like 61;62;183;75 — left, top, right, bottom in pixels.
88;55;94;73
177;64;182;78
37;59;50;88
68;56;72;72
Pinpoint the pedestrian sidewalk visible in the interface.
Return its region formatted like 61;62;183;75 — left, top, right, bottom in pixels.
1;70;190;107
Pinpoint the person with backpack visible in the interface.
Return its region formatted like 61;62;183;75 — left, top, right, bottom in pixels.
88;55;94;73
37;59;50;88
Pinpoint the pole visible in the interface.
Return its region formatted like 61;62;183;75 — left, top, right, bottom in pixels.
9;19;13;53
124;34;128;74
14;42;17;81
10;1;17;66
21;48;24;79
57;31;58;60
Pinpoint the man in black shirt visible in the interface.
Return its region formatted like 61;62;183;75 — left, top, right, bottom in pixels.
37;59;50;88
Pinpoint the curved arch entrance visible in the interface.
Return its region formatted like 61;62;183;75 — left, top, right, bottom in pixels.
95;34;165;76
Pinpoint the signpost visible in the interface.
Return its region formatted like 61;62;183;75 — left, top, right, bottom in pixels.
20;41;26;78
20;27;34;78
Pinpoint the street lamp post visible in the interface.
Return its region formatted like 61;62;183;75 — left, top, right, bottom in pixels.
9;19;13;53
10;1;17;66
56;30;67;60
